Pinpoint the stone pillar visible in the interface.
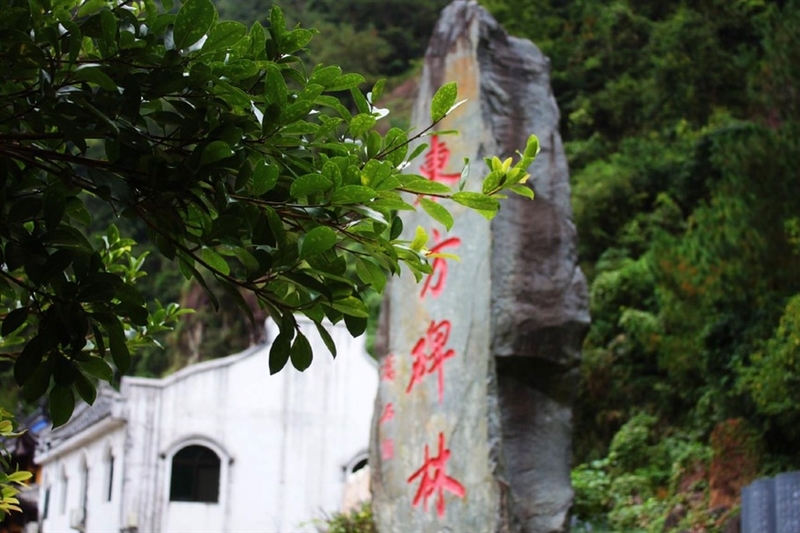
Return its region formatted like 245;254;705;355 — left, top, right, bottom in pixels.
369;2;589;532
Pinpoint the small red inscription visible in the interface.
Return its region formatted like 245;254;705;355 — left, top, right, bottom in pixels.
406;320;455;403
418;136;461;203
381;438;394;460
407;432;465;518
380;354;396;382
421;229;461;299
379;403;395;425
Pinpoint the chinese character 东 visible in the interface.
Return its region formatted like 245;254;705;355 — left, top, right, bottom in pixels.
406;320;455;403
418;136;461;203
407;432;465;518
421;229;461;299
381;354;396;382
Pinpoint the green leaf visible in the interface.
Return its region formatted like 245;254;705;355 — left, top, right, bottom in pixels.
349;113;376;138
2;307;28;337
232;247;260;275
43;187;66;230
390;216;404;240
281;100;314;124
252;160;279;195
281;28;314;54
330;185;376;205
264;63;288;106
73;66;117;91
371;78;386;104
314;322;337;358
329;296;369;318
482;170;506;194
201;248;231;275
49;385;75;428
300;226;337;259
407;142;429;162
290;332;313;371
99;9;118;57
368;259;389;292
173;0;217;50
77;0;106;17
507;184;535;200
344;314;368;337
384;128;409;167
452;191;500;212
203;20;246;51
78;357;113;382
431;81;458;122
269;5;286;40
200;140;234;166
402;179;452;195
326;73;365;92
309;65;343;88
419;197;454;230
410;225;428;251
105;319;130;373
269;330;292;375
74;371;97;405
290;174;332;198
523;133;541;158
14;336;44;386
248;21;267;60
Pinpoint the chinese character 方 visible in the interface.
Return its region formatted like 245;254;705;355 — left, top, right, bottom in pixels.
421;229;461;299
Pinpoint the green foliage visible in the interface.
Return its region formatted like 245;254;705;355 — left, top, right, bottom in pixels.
0;0;537;426
486;0;800;526
737;295;800;439
0;408;33;520
314;501;376;533
572;414;714;532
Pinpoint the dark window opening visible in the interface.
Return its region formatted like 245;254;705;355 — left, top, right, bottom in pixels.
42;487;50;519
107;456;114;502
169;445;220;503
351;458;368;473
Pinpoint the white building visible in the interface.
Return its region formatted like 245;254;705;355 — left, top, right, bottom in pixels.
34;319;377;533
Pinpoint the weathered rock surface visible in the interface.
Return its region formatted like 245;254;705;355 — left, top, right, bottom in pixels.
370;2;589;532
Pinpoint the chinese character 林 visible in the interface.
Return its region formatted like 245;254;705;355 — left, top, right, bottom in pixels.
407;432;465;518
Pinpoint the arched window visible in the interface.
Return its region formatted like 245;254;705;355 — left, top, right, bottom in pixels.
169;445;220;503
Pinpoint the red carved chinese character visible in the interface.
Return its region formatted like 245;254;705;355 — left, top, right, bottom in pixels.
421;229;461;299
381;354;396;382
381;438;394;460
418;136;461;203
379;403;395;425
406;320;455;403
407;432;465;518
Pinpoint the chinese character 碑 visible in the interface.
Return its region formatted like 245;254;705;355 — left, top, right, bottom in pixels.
406;320;455;403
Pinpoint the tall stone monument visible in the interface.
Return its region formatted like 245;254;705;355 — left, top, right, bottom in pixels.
369;1;590;532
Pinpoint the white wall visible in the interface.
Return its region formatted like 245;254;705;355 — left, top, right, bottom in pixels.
38;422;126;533
37;318;378;533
